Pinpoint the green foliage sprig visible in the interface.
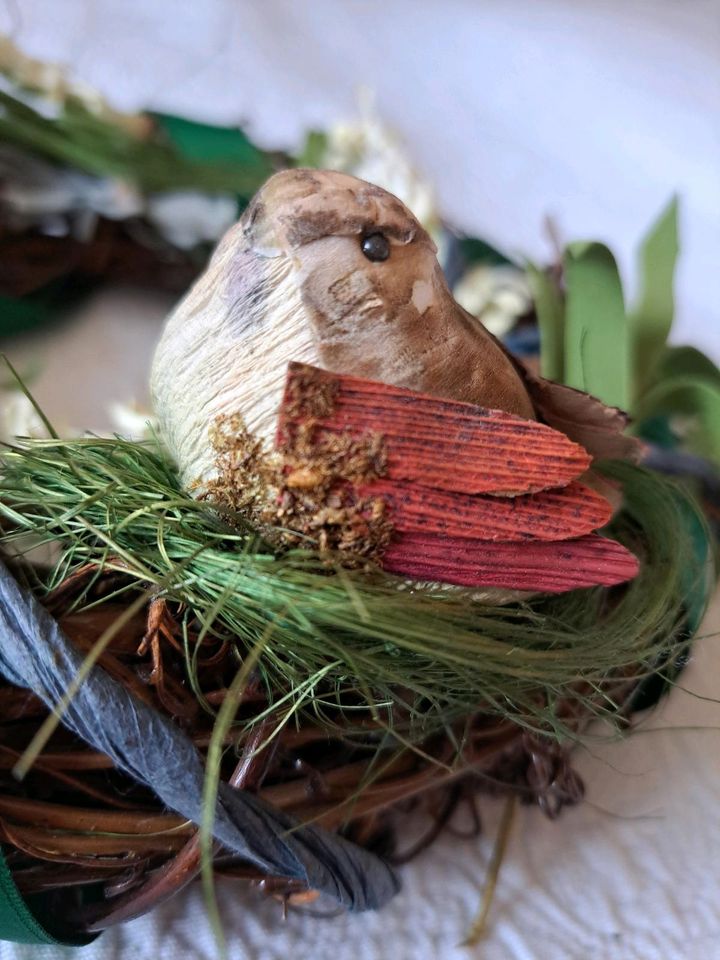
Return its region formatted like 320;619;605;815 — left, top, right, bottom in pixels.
528;199;720;463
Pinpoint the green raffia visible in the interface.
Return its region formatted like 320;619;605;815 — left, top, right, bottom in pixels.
0;437;713;748
633;376;720;463
527;198;719;466
640;345;720;464
657;345;720;387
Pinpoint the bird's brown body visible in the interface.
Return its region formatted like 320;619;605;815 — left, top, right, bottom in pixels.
152;169;637;493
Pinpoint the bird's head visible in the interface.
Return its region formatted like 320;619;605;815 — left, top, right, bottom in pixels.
234;168;449;383
242;167;430;256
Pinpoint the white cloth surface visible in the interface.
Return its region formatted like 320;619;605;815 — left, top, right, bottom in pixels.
1;3;720;957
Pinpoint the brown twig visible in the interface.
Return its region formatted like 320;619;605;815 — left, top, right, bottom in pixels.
73;718;278;932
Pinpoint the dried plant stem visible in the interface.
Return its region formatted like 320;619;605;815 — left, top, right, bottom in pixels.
201;633;270;960
462;794;517;947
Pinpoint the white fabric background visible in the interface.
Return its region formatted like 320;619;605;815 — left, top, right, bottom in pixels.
1;3;720;958
2;0;719;359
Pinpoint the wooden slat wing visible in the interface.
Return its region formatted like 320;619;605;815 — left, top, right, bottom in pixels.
382;533;639;593
279;364;591;496
276;363;639;593
358;479;612;542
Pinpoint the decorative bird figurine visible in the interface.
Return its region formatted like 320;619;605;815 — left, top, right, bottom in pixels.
151;169;641;593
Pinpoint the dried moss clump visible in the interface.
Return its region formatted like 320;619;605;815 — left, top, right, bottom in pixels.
205;404;394;562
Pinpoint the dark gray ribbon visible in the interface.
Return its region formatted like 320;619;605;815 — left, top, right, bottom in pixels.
0;561;398;911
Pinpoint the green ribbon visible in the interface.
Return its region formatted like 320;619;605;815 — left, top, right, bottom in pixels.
0;846;95;946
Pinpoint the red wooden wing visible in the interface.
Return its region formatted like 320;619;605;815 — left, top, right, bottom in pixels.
382;533;639;593
276;363;639;594
358;479;612;542
279;363;591;496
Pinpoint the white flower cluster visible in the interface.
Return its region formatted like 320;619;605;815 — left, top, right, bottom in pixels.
453;264;532;338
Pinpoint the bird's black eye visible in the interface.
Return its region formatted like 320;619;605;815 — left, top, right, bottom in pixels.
361;233;390;262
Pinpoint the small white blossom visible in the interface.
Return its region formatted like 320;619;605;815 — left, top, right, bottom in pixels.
453;264;532;338
0;393;48;442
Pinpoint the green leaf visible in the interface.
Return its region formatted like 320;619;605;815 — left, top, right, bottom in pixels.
656;344;720;387
155;113;270;169
563;241;630;409
0;278;98;340
151;112;273;197
526;263;565;381
634;374;720;463
0;845;96;945
630;196;679;396
0;295;53;339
